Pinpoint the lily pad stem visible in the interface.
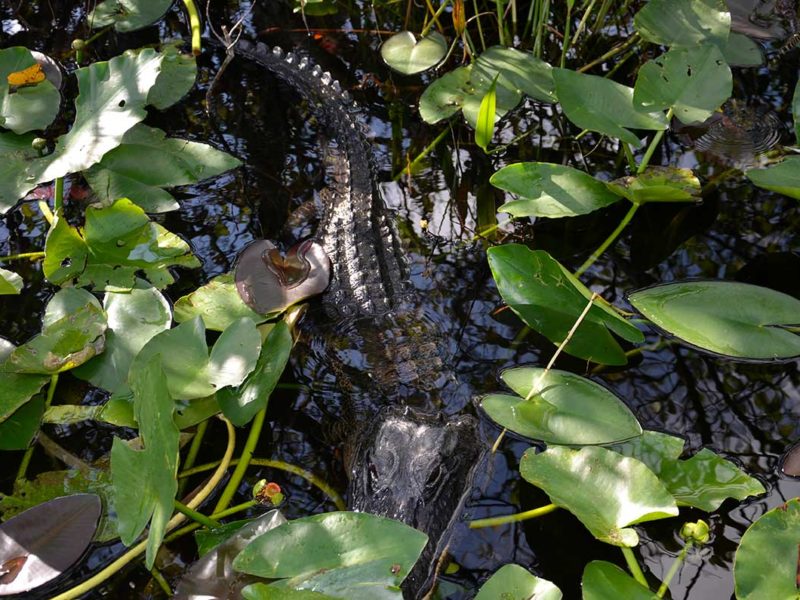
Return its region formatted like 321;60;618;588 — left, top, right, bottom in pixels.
637;108;673;174
469;503;558;528
574;202;639;277
213;407;266;513
173;499;221;528
657;541;692;597
149;567;171;596
0;251;45;262
181;0;202;56
54;177;63;214
16;373;58;482
560;1;572;68
621;546;648;587
393;126;450;181
420;0;451;37
178;419;208;496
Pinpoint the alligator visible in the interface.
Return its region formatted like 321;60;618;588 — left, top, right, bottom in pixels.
229;39;482;598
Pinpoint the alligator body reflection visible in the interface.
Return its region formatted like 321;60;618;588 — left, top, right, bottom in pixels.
232;40;481;597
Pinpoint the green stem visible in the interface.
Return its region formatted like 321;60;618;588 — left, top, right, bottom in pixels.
495;0;506;45
213;408;266;513
622;142;636;171
420;0;452;37
178;419;208;496
163;501;257;545
180;0;202;55
560;2;572;68
173;499;221;529
53;177;63;214
38;200;54;225
621;546;649;588
578;32;639;72
570;0;598;49
657;541;692;597
393;126;450;181
149;567;171;596
637;108;673;174
469;503;558;528
574;202;640;277
16;374;58;482
83;24;113;47
0;251;45;262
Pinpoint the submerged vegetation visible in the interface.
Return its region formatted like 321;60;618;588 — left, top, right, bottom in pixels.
0;0;798;598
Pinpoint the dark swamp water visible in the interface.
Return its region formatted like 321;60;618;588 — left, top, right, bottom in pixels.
1;1;799;598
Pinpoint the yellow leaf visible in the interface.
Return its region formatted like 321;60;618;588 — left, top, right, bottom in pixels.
7;64;46;87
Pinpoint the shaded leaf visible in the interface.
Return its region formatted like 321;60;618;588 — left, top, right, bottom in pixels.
175;272;265;331
747;156;800;200
242;585;337;600
0;370;48;423
0;269;22;295
380;31;447;75
474;564;562;600
0;396;45;450
147;44;196;110
88;0;173;32
634;0;731;48
628;280;800;360
606;167;701;205
520;446;678;546
582;561;659;600
0;47;60;134
721;32;763;67
0;131;38;214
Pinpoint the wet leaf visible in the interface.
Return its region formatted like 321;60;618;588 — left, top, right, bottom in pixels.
44;198;200;291
475;75;498;152
111;355;179;569
88;0;173;32
0;269;22;295
218;321;293;426
606;167;701;204
487;244;644;365
232;512;427;595
628;280;800;360
73;281;172;395
481;367;641;445
474;564;562;600
175;272;266;331
634;0;731;48
633;45;732;125
520;446;678;546
734;498;800;600
84;124;240;213
747;156;800;200
492;162;621;218
0;494;101;596
380;31;447;75
0;47;60;134
176;510;287;598
0;396;45;450
582;561;659;600
553;69;667;147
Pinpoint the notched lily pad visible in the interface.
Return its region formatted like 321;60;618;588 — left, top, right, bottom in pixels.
381;31;447;75
0;494;101;596
235;239;330;316
606;167;701;205
175;272;265;331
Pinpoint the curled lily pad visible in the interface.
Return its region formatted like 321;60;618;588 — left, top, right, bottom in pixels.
235;240;330;316
381;31;447;75
0;494;101;596
606;167;701;205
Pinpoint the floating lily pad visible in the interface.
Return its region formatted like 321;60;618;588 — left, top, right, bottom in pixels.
0;47;61;135
606;167;701;204
0;396;45;450
634;45;732;125
471;46;556;104
747;156;800;200
634;0;731;48
88;0;174;32
474;564;562;600
0;494;101;596
147;44;197;110
520;445;678;546
175;272;265;331
0;268;22;295
481;367;641;445
380;31;447;75
734;498;800;600
487;244;644;365
628;280;800;360
722;32;763;67
492;162;621;218
582;561;659;600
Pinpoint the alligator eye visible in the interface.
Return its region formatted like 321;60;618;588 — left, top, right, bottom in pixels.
424;463;446;491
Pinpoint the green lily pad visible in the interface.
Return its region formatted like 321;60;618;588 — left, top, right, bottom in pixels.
474;564;562;600
605;167;701;204
481;367;641;445
242;585;337;600
0;395;45;450
0;131;38;214
734;498;800;600
747;156;800;200
217;320;293;426
520;445;678;546
722;32;763;67
97;393;220;430
628;280;800;360
88;0;174;32
175;272;265;331
380;31;447;75
582;561;659;600
0;47;61;134
633;45;732;125
73;281;172;395
553;69;667;147
84;124;240;213
232;511;427;595
111;355;179;569
487;244;644;365
471;46;556;104
44;198;200;291
0;267;22;294
147;44;197;110
634;0;731;48
492;162;621;218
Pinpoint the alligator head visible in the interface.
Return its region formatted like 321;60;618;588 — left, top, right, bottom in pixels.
346;406;481;598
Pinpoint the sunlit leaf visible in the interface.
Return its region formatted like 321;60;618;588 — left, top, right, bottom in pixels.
380;31;447;75
481;367;641;445
553;69;667;147
0;268;22;295
633;45;732;125
628;280;800;360
747;156;800;200
88;0;174;32
84;124;240;213
606;167;701;204
232;512;427;596
734;498;800;600
0;494;101;596
634;0;731;48
475;75;498;152
243;585;337;600
147;44;196;110
471;46;556;103
175;273;265;331
0;47;60;134
520;446;678;546
111;355;179;569
492;162;621;218
582;561;659;600
474;564;562;600
487;244;644;365
98;392;220;430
